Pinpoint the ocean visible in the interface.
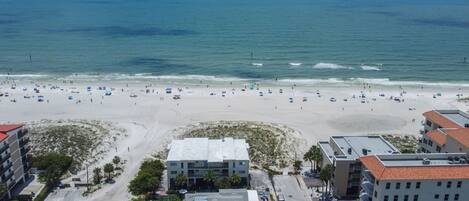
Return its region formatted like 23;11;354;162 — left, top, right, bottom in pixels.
1;0;469;85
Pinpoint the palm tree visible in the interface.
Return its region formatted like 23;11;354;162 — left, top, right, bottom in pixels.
312;146;323;173
319;164;333;200
112;156;121;169
92;167;102;184
303;147;314;172
103;163;114;181
203;171;216;191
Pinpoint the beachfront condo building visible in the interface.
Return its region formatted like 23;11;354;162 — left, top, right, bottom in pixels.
166;137;250;190
318;136;400;200
420;110;469;154
0;124;31;201
359;153;469;201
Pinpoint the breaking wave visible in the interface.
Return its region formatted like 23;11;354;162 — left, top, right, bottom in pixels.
313;63;353;69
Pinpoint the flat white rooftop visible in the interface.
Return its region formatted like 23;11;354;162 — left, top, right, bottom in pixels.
320;135;399;161
378;153;469;167
167;137;250;162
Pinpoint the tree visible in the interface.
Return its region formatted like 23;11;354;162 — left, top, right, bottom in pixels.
128;172;159;196
312;146;323;172
303;148;314;172
33;153;73;186
203;171;216;191
215;177;232;189
93;167;102;185
112;156;121;169
229;174;242;187
174;173;187;189
293;160;302;174
128;159;165;198
103;163;114;181
320;164;333;200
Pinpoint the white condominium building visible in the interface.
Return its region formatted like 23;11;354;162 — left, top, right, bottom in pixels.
359;153;469;201
420;110;469;153
166;138;250;190
318;135;400;200
0;124;31;201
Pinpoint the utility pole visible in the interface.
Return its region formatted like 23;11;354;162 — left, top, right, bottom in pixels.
86;165;89;191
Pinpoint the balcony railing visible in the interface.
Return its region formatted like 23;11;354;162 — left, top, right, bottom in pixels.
0;144;9;154
19;138;29;147
2;170;14;183
0;155;10;165
17;129;28;139
20;146;30;156
188;163;229;169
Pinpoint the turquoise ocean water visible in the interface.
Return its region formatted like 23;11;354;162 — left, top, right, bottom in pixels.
1;0;469;84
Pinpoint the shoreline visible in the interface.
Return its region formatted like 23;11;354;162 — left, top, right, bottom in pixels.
2;73;469;89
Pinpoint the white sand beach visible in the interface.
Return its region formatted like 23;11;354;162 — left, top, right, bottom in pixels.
1;78;468;201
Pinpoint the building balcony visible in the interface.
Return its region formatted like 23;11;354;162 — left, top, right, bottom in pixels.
359;192;371;201
0;144;8;154
187;163;229;169
19;137;29;147
0;154;10;165
188;171;229;178
2;170;14;183
362;170;374;183
361;181;373;195
20;146;30;156
17;129;28;139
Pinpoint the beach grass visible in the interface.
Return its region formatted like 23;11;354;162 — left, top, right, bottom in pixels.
27;119;126;172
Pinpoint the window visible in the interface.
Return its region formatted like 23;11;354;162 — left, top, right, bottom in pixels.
423;138;427;144
413;195;419;201
396;182;401;189
454;194;459;201
239;170;246;174
434;194;440;199
386;182;391;189
170;171;177;174
384;195;389;201
393;195;398;201
437;181;442;186
239;161;246;165
428;140;433;147
181;163;184;168
447;181;452;188
404;195;409;201
444;194;449;201
416;182;421;189
457;181;462;188
170;162;177;166
374;191;377;198
377;180;380;185
406;182;411;189
436;145;441;152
